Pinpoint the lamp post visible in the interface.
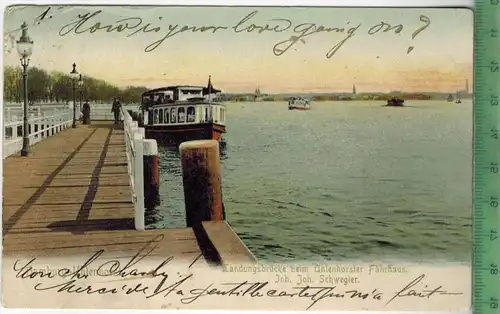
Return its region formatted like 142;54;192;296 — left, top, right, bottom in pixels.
70;63;79;128
17;22;34;157
78;74;83;112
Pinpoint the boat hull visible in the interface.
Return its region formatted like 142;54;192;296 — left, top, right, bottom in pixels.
144;122;226;145
288;105;311;110
385;99;405;107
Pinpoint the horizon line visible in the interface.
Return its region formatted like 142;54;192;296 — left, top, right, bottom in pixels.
3;64;472;95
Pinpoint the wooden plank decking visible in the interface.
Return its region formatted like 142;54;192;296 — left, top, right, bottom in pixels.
2;122;255;265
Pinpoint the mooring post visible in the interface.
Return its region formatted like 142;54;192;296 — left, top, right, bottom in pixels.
179;140;225;227
143;139;160;210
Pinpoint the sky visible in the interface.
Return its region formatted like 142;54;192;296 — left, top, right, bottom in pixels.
3;5;473;93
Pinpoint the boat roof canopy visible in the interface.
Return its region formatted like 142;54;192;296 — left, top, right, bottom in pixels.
142;85;221;97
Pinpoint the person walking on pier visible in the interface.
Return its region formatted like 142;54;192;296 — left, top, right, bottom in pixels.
111;97;122;124
82;99;91;125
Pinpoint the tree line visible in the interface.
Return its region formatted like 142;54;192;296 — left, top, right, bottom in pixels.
3;66;149;104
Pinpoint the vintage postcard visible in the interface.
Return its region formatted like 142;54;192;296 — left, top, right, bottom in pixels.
2;4;472;311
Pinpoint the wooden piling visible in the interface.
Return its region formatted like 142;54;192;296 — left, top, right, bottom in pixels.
179;140;225;227
143;139;160;210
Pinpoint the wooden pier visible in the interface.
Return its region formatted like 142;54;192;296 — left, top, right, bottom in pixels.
2;119;256;266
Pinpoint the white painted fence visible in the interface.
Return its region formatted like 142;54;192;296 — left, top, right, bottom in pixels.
4;102;140;121
85;103;139;121
3;105;73;158
121;107;146;230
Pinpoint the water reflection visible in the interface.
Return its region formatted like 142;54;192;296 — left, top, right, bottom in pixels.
145;141;228;230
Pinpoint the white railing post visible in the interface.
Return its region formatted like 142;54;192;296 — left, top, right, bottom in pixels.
28;112;34;144
54;109;59;133
124;126;131;172
119;106;148;231
51;109;56;136
11;116;18;141
41;112;45;139
133;132;145;231
36;112;41;141
130;124;138;176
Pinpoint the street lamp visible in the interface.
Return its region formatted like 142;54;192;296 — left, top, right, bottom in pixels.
69;63;79;128
78;74;83;112
17;22;34;157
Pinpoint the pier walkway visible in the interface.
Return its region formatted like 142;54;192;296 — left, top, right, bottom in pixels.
2;105;255;266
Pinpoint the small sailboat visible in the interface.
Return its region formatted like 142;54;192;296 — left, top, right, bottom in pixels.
446;93;454;102
455;91;462;104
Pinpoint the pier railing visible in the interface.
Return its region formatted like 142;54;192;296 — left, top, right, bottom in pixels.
90;105;122;121
4;102;139;122
121;107;161;231
3;105;73;158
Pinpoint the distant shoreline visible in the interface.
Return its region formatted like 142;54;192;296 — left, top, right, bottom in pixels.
219;94;472;102
222;98;472;103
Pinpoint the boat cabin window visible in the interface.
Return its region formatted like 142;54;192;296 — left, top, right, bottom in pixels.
170;108;177;123
181;89;202;96
159;109;164;124
164;109;169;124
142;95;155;107
187;106;195;123
204;108;209;122
157;95;164;105
143;92;174;105
157;94;173;104
178;107;186;123
154;109;159;124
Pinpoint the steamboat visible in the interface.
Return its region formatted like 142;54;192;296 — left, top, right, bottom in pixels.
139;76;226;144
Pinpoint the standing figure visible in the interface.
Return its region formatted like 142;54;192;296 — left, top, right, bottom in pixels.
111;97;122;124
82;100;91;125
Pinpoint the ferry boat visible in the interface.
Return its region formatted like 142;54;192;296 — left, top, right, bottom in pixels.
288;97;311;110
385;97;405;107
139;77;226;144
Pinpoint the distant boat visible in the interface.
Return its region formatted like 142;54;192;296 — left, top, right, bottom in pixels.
385;97;405;107
455;91;462;104
446;93;454;102
288;97;311;110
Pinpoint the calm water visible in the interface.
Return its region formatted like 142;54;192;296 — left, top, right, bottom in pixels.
147;100;472;263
